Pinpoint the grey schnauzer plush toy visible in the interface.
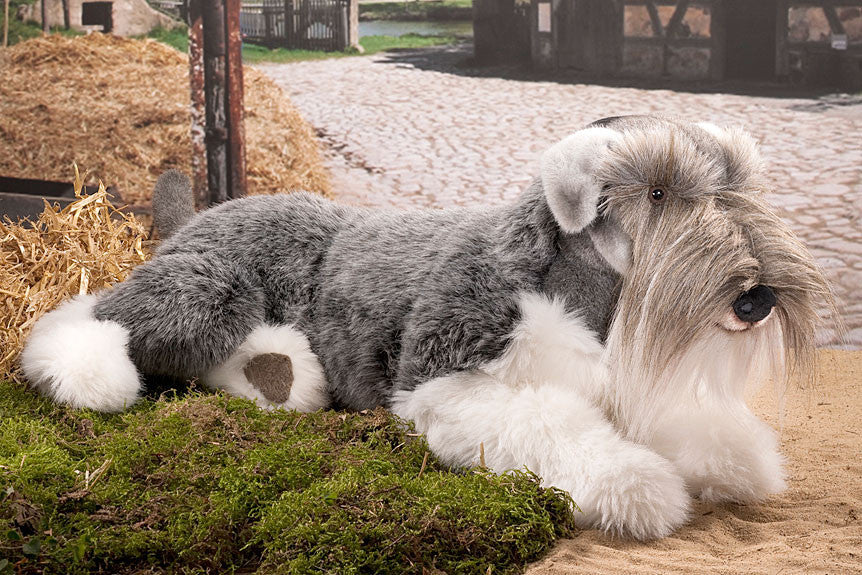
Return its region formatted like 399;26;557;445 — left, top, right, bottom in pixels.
22;115;831;540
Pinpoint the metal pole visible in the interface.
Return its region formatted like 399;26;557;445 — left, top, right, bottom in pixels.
188;0;209;209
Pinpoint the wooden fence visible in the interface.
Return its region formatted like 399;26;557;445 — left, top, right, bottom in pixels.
149;0;353;51
240;0;351;51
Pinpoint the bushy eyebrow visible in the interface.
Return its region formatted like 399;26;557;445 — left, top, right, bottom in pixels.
598;127;736;201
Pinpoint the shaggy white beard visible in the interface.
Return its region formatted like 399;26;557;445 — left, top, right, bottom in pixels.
602;315;786;444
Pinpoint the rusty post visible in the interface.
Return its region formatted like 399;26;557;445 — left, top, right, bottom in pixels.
198;0;246;206
202;0;229;204
225;0;246;197
188;0;208;209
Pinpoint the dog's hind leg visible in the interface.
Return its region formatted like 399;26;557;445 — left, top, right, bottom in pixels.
89;252;267;379
204;323;329;411
22;251;284;412
391;373;691;541
92;252;327;411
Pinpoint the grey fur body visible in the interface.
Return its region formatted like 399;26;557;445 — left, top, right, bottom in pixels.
94;182;619;409
23;115;835;541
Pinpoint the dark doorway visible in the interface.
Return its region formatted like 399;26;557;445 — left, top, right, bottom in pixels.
82;2;113;33
555;0;622;71
724;0;777;79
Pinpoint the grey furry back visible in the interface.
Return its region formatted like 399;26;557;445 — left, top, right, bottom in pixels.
152;170;196;239
97;181;620;410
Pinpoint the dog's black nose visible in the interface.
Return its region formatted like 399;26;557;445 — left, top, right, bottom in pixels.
732;285;776;323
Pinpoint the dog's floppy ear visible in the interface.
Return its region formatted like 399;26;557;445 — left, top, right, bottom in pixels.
541;127;623;234
697;122;765;187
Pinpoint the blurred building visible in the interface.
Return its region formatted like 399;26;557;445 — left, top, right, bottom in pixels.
22;0;179;36
474;0;862;89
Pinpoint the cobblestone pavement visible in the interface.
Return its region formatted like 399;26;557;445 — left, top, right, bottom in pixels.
258;45;862;347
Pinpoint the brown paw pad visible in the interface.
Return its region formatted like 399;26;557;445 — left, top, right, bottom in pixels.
243;353;293;404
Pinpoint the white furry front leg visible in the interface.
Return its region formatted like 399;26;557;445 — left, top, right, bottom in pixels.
649;402;786;503
392;373;691;540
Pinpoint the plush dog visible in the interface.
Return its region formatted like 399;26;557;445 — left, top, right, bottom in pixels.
21;115;831;540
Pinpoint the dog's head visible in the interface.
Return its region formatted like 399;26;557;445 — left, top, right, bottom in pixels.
541;116;834;439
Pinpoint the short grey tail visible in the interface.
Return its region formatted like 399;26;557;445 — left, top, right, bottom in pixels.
152;170;195;240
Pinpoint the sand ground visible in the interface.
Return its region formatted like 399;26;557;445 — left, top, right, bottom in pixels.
526;349;861;575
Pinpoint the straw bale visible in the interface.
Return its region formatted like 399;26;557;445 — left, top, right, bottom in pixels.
0;34;331;205
0;168;150;382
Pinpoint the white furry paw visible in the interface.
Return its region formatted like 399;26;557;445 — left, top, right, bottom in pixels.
20;295;141;412
652;411;786;503
204;324;329;412
571;444;691;540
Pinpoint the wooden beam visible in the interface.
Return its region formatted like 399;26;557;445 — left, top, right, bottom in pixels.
788;41;862;51
823;6;846;35
776;0;789;77
3;0;9;47
625;35;711;47
659;0;690;76
645;2;664;37
41;0;49;34
625;0;702;5
709;0;725;80
665;0;689;38
786;0;862;6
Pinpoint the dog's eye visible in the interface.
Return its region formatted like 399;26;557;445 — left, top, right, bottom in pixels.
649;188;666;204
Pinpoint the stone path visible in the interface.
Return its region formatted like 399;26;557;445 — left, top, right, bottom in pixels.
258;45;862;347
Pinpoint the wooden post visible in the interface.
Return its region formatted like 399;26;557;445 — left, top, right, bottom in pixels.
709;0;726;81
197;0;246;206
264;1;272;46
202;0;229;204
224;0;246;197
775;0;788;78
41;0;49;34
62;0;70;30
347;0;359;50
285;0;294;46
3;0;9;47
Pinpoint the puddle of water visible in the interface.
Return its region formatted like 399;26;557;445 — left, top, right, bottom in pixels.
359;20;474;38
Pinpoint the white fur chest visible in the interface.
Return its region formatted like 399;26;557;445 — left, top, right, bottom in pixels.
481;292;608;400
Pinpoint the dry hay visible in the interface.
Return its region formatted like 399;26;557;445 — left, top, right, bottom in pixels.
0;168;150;382
0;33;331;205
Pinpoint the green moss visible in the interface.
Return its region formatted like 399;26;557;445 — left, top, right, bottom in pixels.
240;34;460;63
0;382;575;574
144;25;189;52
145;24;458;64
359;33;459;55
